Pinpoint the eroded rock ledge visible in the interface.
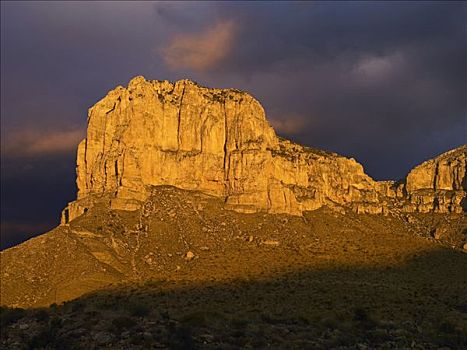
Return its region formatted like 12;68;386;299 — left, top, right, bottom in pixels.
62;76;466;223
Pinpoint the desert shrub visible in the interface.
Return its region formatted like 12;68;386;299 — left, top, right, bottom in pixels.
429;320;467;348
33;309;50;322
231;317;248;329
29;329;55;349
260;312;282;325
49;316;62;330
180;311;207;327
439;330;467;348
29;329;54;349
353;307;369;322
142;332;154;347
352;307;377;329
367;328;392;344
231;328;246;338
130;333;144;345
111;316;136;332
128;302;151;317
438;320;456;334
29;332;72;350
231;334;249;347
70;300;84;313
321;317;339;329
169;325;194;350
159;309;170;320
92;296;119;310
84;309;102;324
297;315;310;325
0;307;26;327
251;336;268;348
29;317;64;349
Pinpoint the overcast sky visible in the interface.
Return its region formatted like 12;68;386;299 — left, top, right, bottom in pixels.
1;1;466;249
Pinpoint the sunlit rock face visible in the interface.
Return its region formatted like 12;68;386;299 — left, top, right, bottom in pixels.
62;76;466;222
403;146;467;213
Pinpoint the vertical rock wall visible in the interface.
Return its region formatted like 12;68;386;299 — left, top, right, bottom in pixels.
61;76;466;223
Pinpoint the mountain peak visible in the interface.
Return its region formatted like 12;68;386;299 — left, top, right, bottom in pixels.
62;77;466;224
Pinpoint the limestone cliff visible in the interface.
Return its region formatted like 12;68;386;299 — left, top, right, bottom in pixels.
61;76;466;223
401;146;467;213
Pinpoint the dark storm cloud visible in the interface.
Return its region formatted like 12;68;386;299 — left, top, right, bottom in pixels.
212;2;464;74
1;1;465;248
1;155;77;249
167;1;466;178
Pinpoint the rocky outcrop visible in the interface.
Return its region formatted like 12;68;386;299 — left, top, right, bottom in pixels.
401;146;466;213
75;76;280;213
61;76;466;223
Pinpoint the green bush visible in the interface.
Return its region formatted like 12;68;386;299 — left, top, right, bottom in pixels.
431;320;467;348
34;309;50;322
29;329;55;349
438;320;456;334
28;316;63;349
71;300;84;313
128;302;151;317
112;316;136;332
0;307;26;327
169;325;194;350
353;307;369;322
352;307;377;330
49;316;62;330
231;317;248;329
130;333;144;345
260;312;282;325
180;311;207;327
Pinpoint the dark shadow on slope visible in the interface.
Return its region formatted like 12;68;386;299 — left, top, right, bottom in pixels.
1;248;467;349
461;195;467;212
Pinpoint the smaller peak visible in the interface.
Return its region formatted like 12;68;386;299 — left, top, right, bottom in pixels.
128;75;147;87
443;144;467;157
175;79;200;87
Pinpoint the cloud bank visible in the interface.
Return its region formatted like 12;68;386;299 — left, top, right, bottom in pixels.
2;128;85;158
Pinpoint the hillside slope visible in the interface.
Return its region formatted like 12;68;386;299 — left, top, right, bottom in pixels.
1;186;467;349
2;186;466;308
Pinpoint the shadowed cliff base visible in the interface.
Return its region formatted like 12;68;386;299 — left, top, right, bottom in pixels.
1;248;467;349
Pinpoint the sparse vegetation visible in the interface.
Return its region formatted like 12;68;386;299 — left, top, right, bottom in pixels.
180;311;208;327
127;301;151;317
1;186;466;349
33;309;50;322
111;315;137;332
0;307;25;327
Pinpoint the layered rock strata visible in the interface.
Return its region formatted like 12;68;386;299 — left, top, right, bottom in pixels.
61;76;466;223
